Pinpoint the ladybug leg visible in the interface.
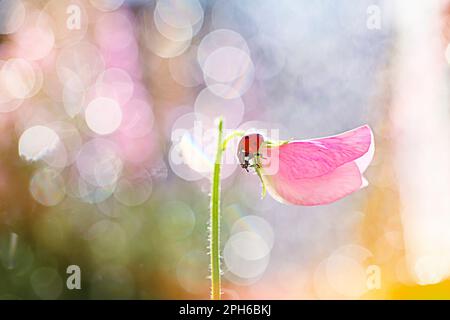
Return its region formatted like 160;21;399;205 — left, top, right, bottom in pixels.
253;153;264;168
240;160;250;172
248;163;261;169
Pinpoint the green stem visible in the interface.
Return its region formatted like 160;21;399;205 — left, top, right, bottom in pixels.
210;118;223;300
255;166;266;198
222;130;245;151
209;119;243;300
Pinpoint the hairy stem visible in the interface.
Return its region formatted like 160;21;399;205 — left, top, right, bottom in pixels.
210;118;223;300
209;119;243;300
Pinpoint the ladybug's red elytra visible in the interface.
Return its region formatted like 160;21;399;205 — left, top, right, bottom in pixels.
237;133;264;172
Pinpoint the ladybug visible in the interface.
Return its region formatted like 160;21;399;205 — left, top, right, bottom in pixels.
237;133;264;172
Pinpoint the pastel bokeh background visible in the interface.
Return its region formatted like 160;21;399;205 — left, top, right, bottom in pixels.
0;0;449;299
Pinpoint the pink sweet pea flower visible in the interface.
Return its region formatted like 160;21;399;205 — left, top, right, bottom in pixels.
237;125;374;206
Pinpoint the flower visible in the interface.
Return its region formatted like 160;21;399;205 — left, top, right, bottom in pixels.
237;125;374;206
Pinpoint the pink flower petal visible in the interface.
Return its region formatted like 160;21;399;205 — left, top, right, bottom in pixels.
259;125;374;206
262;161;363;206
354;127;375;174
262;125;373;179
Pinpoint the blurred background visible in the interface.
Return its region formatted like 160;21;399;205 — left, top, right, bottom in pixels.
0;0;449;299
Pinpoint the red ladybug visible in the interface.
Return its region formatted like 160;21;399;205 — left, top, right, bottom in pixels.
237;133;264;172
